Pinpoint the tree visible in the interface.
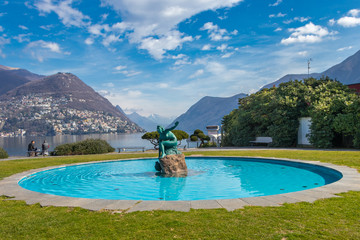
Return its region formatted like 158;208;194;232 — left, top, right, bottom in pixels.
141;131;160;149
141;130;189;149
172;130;189;146
190;129;210;147
222;77;360;148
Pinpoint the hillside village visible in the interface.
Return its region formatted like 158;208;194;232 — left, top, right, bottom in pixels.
0;93;139;137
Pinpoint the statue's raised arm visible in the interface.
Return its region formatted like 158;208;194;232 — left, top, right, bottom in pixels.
165;121;179;132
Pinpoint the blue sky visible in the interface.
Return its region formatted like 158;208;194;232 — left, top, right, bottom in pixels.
1;0;360;117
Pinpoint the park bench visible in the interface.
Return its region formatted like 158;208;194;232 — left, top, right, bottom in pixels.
27;150;41;157
27;150;52;157
249;137;273;146
117;146;145;153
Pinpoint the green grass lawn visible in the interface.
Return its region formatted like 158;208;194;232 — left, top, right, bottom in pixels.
1;150;360;239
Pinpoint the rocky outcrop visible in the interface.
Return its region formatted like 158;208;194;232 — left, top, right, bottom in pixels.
158;154;187;175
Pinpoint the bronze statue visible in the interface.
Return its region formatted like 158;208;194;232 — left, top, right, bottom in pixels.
157;121;180;159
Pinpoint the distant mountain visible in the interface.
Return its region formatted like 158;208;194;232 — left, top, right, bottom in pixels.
115;106;172;131
0;64;44;96
1;72;127;118
148;114;174;127
263;49;360;89
0;70;30;96
127;112;158;131
115;105;127;116
170;93;246;133
0;72;142;135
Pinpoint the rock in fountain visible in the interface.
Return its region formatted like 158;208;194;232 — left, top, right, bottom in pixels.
155;121;187;175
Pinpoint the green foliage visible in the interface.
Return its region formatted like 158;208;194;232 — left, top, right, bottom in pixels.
0;147;8;159
222;77;360;148
142;131;160;149
190;129;210;147
190;135;198;141
54;139;115;155
142;130;189;149
200;142;217;148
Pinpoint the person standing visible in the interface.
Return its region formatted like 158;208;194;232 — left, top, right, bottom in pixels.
42;140;50;156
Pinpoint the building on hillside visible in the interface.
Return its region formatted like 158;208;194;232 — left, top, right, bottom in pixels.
206;125;221;146
348;83;360;93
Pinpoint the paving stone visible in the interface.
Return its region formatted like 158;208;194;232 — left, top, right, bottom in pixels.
159;201;191;212
190;200;222;209
104;200;138;210
76;199;118;211
262;195;301;204
281;192;318;203
241;197;280;207
127;201;164;212
300;189;340;199
216;198;248;211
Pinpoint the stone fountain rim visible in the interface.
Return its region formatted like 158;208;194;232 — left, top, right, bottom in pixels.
1;156;359;212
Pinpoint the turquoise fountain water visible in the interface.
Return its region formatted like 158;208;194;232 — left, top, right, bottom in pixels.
18;157;342;201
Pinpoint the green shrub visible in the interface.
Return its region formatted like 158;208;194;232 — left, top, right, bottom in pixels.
54;139;115;156
0;147;9;159
200;142;218;148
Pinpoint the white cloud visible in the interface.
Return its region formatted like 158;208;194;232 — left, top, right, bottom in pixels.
337;9;360;27
19;25;28;30
201;44;212;50
101;13;109;21
34;0;90;27
13;33;32;43
139;30;193;60
297;51;308;56
281;22;335;45
114;65;127;71
283;16;310;24
113;65;141;77
216;44;228;52
100;0;243;59
28;40;61;53
102;34;121;47
269;12;286;18
189;69;204;78
328;19;335;26
0;26;3;32
40;24;54;30
269;0;282;7
337;46;353;51
221;52;234;58
200;22;237;41
274;27;282;32
294;17;310;22
85;38;94;45
0;36;10;58
88;24;110;36
174;57;191;66
26;40;64;62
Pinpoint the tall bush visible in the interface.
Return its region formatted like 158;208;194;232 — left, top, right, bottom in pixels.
54;139;115;155
0;147;9;159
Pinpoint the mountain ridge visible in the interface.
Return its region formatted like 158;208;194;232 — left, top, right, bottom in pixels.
263;49;360;89
170;93;247;133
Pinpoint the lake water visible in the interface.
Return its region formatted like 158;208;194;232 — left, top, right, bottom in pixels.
0;133;153;156
0;133;194;157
